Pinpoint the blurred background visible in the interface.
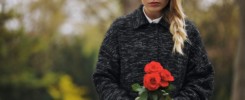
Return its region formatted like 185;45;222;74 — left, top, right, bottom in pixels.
0;0;244;100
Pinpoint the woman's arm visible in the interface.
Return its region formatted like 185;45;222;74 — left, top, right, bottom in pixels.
92;18;131;100
173;21;215;100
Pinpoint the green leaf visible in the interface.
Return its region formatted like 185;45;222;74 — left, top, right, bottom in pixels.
162;92;169;96
161;89;166;93
152;93;158;100
166;84;175;91
165;95;172;100
132;83;142;92
138;87;147;95
138;91;148;100
135;97;140;100
160;89;169;96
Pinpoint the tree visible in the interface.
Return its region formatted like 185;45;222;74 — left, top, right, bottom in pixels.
0;0;91;100
231;0;245;99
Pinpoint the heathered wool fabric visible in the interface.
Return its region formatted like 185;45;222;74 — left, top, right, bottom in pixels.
92;5;214;100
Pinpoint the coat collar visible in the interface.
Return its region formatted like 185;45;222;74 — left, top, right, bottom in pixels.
130;4;170;29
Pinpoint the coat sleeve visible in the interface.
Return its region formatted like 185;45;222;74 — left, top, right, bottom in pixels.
92;18;131;100
173;21;215;100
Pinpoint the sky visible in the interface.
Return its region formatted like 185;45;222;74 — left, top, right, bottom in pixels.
200;0;218;10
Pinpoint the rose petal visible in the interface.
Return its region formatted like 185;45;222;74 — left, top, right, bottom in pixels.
160;81;169;87
144;61;164;73
143;73;161;91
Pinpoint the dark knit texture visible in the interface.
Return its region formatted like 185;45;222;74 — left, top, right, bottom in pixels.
92;5;214;100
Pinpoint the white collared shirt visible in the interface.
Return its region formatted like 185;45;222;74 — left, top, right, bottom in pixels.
143;6;163;23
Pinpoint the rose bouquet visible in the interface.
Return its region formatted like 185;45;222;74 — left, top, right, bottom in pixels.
132;61;174;100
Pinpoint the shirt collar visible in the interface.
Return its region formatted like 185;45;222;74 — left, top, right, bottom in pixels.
131;4;170;29
143;6;163;24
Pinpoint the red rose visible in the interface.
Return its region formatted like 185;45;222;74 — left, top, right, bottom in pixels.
159;69;174;87
159;80;169;87
143;73;161;91
160;69;174;81
144;61;163;74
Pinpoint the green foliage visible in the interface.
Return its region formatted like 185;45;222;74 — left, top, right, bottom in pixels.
132;83;142;92
184;1;239;100
0;1;95;99
48;74;88;100
132;83;172;100
0;9;56;100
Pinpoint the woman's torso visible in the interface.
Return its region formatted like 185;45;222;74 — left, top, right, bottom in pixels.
115;5;192;99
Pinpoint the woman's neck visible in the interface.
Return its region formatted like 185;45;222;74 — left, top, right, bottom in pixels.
143;7;162;19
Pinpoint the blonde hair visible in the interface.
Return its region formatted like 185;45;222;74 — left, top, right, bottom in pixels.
164;0;189;55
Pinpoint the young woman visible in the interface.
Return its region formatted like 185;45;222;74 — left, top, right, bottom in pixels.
92;0;214;100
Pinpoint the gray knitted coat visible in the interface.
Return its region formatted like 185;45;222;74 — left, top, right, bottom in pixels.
92;5;214;100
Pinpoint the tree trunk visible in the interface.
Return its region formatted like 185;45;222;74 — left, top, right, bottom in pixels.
120;0;141;14
231;0;245;99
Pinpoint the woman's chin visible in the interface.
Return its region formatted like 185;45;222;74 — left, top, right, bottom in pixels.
148;8;162;13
